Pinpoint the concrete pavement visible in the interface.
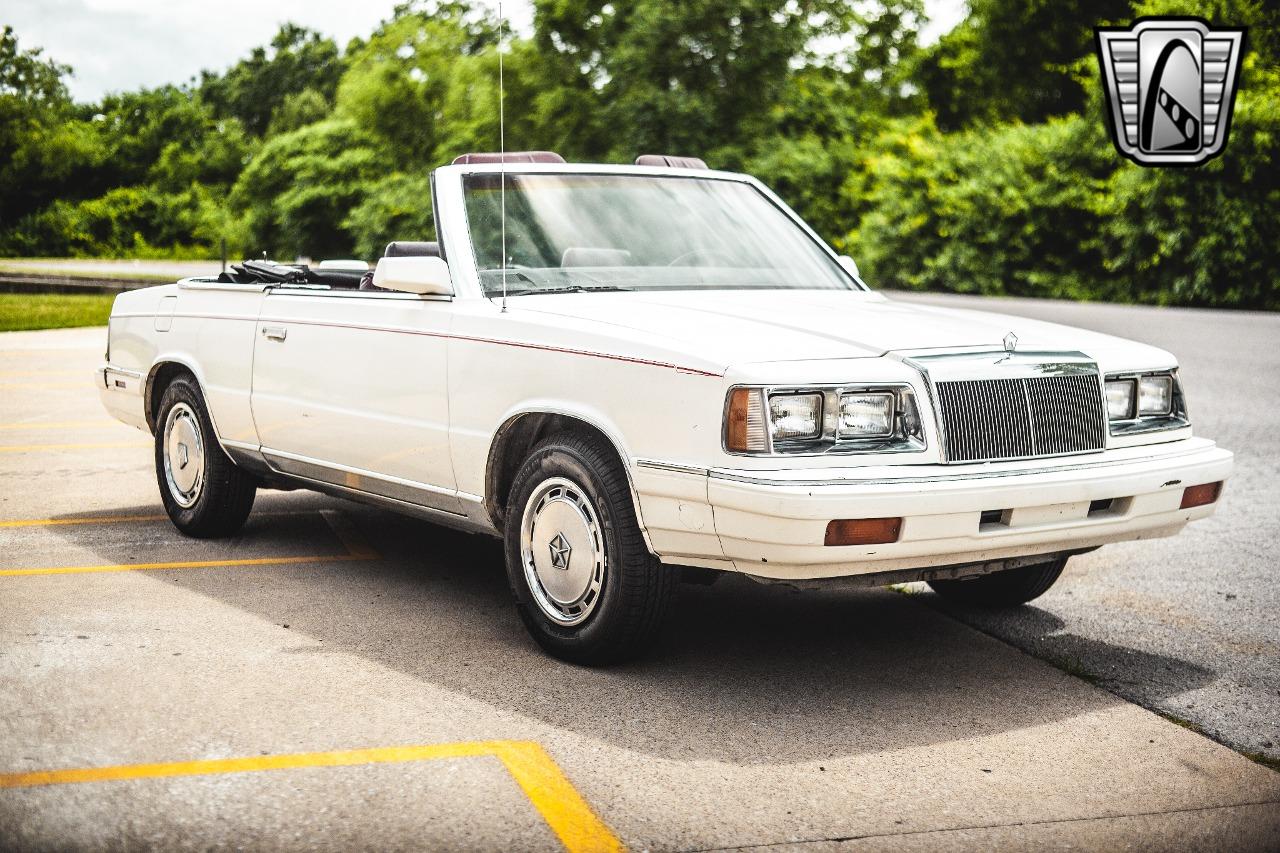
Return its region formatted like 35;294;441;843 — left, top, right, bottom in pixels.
2;321;1278;851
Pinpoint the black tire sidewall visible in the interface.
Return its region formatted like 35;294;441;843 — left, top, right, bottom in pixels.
154;376;252;536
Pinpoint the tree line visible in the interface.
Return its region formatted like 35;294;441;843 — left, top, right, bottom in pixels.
1;0;1276;308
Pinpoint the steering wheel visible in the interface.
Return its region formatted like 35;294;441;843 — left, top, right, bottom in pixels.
667;249;737;267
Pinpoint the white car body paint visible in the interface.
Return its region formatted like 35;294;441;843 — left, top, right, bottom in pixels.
96;162;1232;580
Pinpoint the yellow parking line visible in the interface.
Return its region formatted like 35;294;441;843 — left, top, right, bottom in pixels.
0;740;622;853
0;553;365;577
0;370;86;378
0;514;167;528
0;508;327;528
494;741;625;853
0;441;149;453
0;510;380;575
0;382;87;389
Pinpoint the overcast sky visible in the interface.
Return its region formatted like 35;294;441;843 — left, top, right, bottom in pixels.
4;0;966;103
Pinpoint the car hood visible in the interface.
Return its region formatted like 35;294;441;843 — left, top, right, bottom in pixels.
508;289;1170;370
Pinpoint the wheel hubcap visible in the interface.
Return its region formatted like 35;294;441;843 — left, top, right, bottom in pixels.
162;402;205;508
520;477;606;626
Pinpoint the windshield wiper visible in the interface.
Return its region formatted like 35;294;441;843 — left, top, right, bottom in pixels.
504;284;635;296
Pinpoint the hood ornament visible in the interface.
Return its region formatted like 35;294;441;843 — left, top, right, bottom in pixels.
1003;332;1019;354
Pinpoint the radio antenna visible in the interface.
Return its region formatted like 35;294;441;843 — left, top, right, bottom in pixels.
498;0;508;312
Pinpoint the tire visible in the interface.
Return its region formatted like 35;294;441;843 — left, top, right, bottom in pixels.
504;432;678;664
154;374;257;538
927;556;1068;607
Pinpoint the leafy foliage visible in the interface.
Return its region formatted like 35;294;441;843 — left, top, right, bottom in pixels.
344;172;437;260
0;26;103;230
917;0;1132;131
199;23;344;137
231;120;392;258
852;114;1116;300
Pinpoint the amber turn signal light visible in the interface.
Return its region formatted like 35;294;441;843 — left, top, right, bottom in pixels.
824;517;902;546
725;388;768;453
1180;481;1222;509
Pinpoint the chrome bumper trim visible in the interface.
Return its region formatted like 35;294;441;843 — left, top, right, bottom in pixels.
637;440;1219;488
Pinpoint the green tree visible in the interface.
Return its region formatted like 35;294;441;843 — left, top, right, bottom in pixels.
93;86;223;189
917;0;1131;131
335;3;496;168
1093;62;1280;309
532;0;858;159
344;173;436;259
0;26;103;231
850;113;1116;300
230;119;392;257
738;1;927;245
200;24;344;136
266;88;331;135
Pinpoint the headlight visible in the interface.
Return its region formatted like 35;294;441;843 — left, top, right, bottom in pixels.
1105;370;1188;436
838;392;895;438
768;393;822;441
725;384;924;455
1138;375;1173;415
1105;379;1136;420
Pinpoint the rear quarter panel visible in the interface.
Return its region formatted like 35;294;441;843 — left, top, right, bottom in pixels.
108;282;263;444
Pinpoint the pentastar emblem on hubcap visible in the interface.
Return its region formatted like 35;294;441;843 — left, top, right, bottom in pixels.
548;533;572;570
178;443;189;468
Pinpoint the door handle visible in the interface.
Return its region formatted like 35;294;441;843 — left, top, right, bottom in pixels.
262;326;287;342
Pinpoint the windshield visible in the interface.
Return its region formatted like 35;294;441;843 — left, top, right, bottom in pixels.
462;173;856;296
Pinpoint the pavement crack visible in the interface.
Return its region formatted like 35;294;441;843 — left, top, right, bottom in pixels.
678;798;1280;852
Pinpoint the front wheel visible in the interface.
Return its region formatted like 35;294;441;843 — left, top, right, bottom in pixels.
154;375;257;538
927;556;1068;607
504;432;677;664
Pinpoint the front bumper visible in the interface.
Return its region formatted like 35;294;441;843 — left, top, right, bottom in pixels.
634;438;1232;579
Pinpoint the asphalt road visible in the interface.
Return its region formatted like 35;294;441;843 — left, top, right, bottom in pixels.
1;295;1278;850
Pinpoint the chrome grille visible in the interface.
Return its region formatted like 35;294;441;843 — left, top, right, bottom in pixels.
936;374;1106;462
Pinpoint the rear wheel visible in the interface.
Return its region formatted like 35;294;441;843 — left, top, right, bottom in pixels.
927;557;1068;607
504;432;677;664
154;375;256;538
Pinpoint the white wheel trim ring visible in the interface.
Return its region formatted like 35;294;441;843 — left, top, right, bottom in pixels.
162;401;206;509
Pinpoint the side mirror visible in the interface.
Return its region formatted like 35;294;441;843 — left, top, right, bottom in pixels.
372;256;453;296
838;255;861;280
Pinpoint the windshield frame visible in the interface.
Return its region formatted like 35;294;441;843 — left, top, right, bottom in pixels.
432;163;868;301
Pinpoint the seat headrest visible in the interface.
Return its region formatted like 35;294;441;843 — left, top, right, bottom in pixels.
635;154;709;169
452;151;567;165
384;241;440;258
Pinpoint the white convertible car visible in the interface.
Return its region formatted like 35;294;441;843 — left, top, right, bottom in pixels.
98;153;1232;662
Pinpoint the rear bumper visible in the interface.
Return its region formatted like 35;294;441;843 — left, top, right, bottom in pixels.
96;364;148;431
634;438;1232;579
